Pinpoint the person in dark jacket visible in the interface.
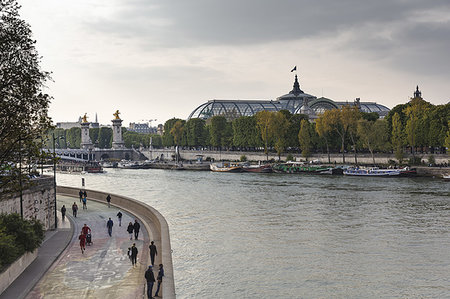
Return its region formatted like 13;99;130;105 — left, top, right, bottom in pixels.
149;241;157;266
106;194;111;208
154;264;164;297
127;222;134;240
106;218;114;237
117;210;123;226
61;205;66;221
133;220;141;240
130;243;138;267
79;189;83;202
72;202;78;217
145;265;156;299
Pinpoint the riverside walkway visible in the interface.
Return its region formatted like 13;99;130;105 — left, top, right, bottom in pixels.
1;189;175;299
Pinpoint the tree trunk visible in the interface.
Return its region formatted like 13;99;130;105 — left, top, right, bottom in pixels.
326;140;330;164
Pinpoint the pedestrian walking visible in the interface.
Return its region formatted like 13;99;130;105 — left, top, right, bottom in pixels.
72;202;78;217
145;265;155;299
79;189;83;202
133;219;141;240
61;205;66;221
106;194;111;208
130;243;138;267
107;217;114;237
149;241;157;266
154;264;164;297
83;190;87;199
117;210;123;226
127;247;132;262
127;222;134;240
81;223;91;235
82;196;87;210
79;232;86;254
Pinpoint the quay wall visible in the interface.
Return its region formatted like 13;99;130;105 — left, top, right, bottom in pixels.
56;186;176;299
143;149;449;165
0;176;55;230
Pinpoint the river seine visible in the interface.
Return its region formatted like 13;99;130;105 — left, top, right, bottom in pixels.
57;169;450;298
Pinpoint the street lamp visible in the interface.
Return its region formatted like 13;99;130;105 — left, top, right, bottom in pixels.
52;133;64;229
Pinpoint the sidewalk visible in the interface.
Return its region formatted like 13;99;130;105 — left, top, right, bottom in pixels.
1;195;153;299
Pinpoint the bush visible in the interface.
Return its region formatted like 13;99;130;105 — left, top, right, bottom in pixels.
0;213;44;271
286;154;295;162
408;156;422;165
428;155;435;166
240;155;247;162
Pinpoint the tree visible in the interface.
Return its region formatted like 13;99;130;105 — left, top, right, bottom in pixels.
162;118;183;147
98;127;112;148
444;123;450;153
232;116;260;148
65;127;81;149
271;112;290;160
391;112;405;163
298;119;312;160
357;119;389;164
315;115;332;163
209;116;228;148
170;120;185;146
322;109;348;163
1;1;52;193
341;105;361;164
89;128;99;147
185;118;207;147
255;111;274;161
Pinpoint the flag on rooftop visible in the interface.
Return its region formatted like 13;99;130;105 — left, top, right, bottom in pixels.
291;66;297;72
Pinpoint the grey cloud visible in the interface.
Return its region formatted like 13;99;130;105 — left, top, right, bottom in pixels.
85;0;449;47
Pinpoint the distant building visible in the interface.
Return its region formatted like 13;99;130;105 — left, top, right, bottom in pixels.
128;122;157;134
188;75;390;121
56;117;82;129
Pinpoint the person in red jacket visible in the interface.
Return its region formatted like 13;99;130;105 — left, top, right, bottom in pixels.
81;224;91;235
79;232;86;254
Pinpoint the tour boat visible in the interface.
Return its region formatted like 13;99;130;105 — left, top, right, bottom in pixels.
344;167;401;177
210;162;242;173
442;174;450;181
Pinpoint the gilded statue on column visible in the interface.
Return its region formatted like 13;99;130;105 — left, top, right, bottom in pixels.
82;113;88;123
113;110;121;120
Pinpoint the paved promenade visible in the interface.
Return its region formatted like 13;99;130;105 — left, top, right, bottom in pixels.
8;195;156;299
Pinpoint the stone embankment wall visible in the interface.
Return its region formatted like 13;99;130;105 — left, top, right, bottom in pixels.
143;148;449;165
0;176;55;230
56;186;176;299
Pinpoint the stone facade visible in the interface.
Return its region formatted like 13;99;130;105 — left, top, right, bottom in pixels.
112;119;125;149
0;176;55;230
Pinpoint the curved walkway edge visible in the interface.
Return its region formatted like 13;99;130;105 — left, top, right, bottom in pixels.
56;186;176;299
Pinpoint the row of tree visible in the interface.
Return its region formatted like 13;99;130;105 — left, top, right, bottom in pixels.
161;98;449;163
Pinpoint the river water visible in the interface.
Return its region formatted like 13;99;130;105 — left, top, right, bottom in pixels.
57;169;450;298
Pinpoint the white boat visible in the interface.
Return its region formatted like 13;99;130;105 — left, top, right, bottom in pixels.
210;162;242;173
442;174;450;181
344;167;402;177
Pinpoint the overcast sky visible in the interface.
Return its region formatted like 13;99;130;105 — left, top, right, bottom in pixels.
20;0;450;126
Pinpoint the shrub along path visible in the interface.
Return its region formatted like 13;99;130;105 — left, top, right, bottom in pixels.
0;206;72;299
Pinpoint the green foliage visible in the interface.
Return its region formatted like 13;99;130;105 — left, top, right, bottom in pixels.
232;116;261;148
361;112;379;122
186;118;207;147
0;213;44;270
298;119;312;159
98;127;112;148
240;155;247;162
428;155;435;165
162;118;183;147
123;131;147;148
89;128;99;147
209;116;231;147
0;1;52;193
170;120;186;146
286;153;294;162
271;112;290;159
66;127;81;148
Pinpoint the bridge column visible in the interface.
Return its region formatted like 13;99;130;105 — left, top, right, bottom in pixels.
80;117;93;150
112;115;125;149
